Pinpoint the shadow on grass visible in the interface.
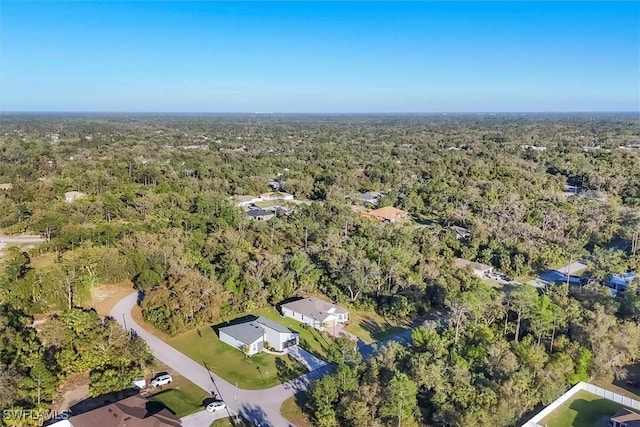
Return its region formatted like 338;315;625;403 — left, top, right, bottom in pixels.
568;398;621;427
146;392;177;416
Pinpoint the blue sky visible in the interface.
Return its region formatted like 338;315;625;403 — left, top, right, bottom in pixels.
1;1;638;112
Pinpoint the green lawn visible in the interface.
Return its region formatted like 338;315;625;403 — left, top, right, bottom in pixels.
344;310;408;343
148;376;210;418
252;307;334;359
540;390;623;427
167;326;307;390
280;392;314;427
210;416;253;427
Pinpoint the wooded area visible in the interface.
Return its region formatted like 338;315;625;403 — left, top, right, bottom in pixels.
0;113;638;426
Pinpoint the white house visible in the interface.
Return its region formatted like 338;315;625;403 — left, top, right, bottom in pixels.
259;192;294;201
357;191;383;205
280;297;349;331
64;191;86;203
453;258;493;278
218;317;298;355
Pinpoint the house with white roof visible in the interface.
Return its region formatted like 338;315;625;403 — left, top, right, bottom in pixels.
280;297;349;331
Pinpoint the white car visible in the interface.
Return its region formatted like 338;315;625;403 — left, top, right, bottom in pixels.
206;401;227;412
150;373;172;387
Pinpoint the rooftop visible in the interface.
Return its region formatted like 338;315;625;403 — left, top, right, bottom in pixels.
361;206;408;222
453;258;492;272
68;394;181;427
281;297;349;321
219;321;266;345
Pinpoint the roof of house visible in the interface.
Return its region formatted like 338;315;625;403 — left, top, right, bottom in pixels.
219;322;265;345
0;183;12;190
453;258;492;272
234;195;258;204
611;408;640;426
247;208;274;218
220;316;293;344
255;316;291;334
361;206;408;222
281;297;349;321
359;191;382;200
68;394;181;427
65;191;86;198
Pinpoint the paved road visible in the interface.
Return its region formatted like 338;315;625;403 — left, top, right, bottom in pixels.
0;234;45;257
111;292;332;427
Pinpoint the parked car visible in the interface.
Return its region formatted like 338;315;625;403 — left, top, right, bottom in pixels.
150;373;172;387
500;274;513;282
206;401;227;412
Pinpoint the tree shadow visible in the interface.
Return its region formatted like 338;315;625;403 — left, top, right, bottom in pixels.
239;403;272;427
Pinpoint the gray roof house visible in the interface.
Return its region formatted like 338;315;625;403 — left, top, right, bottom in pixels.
453;258;493;278
218;316;298;355
280;297;349;331
449;225;471;240
357;191;383;205
247;208;275;221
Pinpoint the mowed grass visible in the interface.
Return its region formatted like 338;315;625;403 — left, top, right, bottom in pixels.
252;306;334;359
210;416;253;427
167;326;307;390
280;392;314;427
540;390;623;427
344;310;408;343
148;376;211;418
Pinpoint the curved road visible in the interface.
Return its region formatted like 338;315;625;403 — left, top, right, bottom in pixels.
111;292;332;427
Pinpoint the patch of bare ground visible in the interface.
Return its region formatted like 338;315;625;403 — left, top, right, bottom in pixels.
86;281;135;317
51;373;90;412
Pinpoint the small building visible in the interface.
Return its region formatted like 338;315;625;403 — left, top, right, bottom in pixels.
453;258;493;278
357;191;383;205
361;206;408;223
218;317;298;355
64;191;86;203
449;225;471;240
0;183;12;191
259;192;294;201
268;179;283;191
247;208;275;221
611;407;640;427
606;272;637;291
65;393;181;427
280;297;349;331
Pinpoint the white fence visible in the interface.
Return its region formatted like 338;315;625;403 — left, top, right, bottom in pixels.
521;382;640;427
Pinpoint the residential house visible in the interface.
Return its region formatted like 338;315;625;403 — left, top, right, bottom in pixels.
64;191;86;203
268;179;283;191
611;408;640;427
259;192;294;201
218;317;298;355
247;208;275;221
0;183;12;191
361;206;408;223
280;297;349;331
606;272;637;291
453;258;493;278
59;393;181;427
449;225;470;240
357;191;383;205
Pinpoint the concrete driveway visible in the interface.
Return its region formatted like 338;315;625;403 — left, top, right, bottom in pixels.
287;346;327;371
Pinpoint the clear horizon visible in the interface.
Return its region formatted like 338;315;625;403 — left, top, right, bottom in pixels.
2;1;639;113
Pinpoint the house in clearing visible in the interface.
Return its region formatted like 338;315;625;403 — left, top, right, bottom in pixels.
0;183;12;191
64;191;86;203
356;191;383;205
280;297;349;331
611;408;640;427
453;258;493;278
247;208;275;221
361;206;408;223
218;316;298;356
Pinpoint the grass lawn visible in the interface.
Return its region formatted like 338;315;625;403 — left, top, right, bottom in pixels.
148;376;211;418
210;416;253;427
252;307;334;359
540;390;623;427
280;392;314;427
344;310;408;343
167;326;307;390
